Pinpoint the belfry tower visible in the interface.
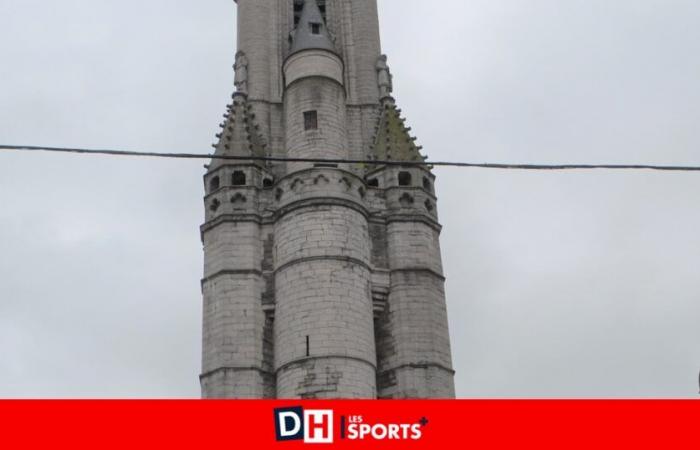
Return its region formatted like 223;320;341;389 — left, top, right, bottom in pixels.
200;0;455;399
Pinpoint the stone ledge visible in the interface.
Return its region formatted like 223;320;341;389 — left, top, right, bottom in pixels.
275;197;369;221
377;363;456;376
200;366;274;380
386;214;442;232
275;255;371;275
274;166;366;188
276;355;377;374
201;269;263;287
201;213;264;235
391;268;446;282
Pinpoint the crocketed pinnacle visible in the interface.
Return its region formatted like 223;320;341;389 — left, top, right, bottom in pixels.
209;93;267;170
289;0;336;56
368;98;427;166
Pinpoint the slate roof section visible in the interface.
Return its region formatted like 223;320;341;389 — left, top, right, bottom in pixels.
210;93;267;170
289;0;336;56
369;98;427;166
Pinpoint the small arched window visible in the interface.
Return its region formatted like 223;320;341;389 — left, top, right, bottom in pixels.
367;178;379;188
209;176;220;192
232;171;247;186
398;172;412;187
263;178;274;188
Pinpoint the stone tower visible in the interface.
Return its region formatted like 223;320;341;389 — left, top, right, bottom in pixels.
200;0;455;399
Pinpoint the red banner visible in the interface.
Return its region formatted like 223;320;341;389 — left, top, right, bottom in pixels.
0;400;698;448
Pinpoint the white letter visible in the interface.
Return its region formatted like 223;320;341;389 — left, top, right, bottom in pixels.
388;424;400;440
304;410;334;444
359;424;371;439
278;412;301;438
372;424;388;440
411;424;422;440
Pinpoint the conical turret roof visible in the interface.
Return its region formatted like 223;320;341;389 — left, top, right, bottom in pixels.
209;93;267;170
290;0;336;56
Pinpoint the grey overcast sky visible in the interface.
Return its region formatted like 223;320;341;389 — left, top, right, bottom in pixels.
1;0;699;398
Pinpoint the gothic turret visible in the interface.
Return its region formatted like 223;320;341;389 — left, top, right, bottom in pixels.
283;0;346;173
200;94;275;399
271;0;377;399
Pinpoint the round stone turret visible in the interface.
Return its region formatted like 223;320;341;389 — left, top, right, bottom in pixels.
272;0;377;399
283;0;347;173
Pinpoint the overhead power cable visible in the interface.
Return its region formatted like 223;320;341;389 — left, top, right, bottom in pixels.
1;144;700;172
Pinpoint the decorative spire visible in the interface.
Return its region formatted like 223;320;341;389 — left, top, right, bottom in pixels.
368;98;427;168
209;93;267;170
289;0;335;56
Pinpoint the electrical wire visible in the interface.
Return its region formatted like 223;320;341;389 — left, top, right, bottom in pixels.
2;144;700;172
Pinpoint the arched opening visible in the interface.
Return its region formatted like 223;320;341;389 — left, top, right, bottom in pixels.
423;176;432;192
232;171;247;186
209;176;220;192
263;178;274;188
367;178;379;188
398;172;412;187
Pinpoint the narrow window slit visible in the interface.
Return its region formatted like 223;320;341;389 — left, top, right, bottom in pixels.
304;111;318;131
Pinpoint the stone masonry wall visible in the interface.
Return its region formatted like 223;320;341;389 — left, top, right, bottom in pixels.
273;195;377;398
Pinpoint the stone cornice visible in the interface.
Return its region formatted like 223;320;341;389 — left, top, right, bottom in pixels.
201;269;263;287
200;213;265;238
276;355;377;375
200;366;273;380
386;214;443;232
391;267;446;282
275;166;366;186
378;362;456;376
275;197;369;221
275;255;371;275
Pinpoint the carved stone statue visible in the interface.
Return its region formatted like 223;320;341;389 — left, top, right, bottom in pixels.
376;54;393;98
234;51;249;95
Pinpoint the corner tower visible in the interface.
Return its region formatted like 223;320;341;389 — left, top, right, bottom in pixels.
201;0;456;399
